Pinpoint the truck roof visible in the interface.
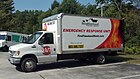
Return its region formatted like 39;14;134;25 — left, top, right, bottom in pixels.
42;13;63;22
42;13;122;23
37;31;53;33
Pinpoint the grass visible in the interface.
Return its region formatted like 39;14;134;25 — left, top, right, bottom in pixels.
119;54;140;64
106;52;140;64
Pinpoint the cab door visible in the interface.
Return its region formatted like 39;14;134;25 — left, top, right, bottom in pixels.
37;33;57;63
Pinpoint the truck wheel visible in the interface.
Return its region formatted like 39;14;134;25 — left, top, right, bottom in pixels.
21;58;37;72
95;53;106;64
15;64;21;67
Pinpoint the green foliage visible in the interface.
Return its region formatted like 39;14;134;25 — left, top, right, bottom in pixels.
60;0;80;14
81;4;100;16
125;44;140;55
0;0;14;30
51;0;59;10
124;10;140;45
10;10;49;34
103;4;120;18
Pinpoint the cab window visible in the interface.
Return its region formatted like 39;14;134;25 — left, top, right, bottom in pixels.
41;33;54;44
7;35;11;41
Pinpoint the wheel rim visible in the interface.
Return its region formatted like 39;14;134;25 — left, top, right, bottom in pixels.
97;55;105;63
25;60;34;70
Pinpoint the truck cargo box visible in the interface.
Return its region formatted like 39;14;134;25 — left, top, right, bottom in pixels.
42;13;124;54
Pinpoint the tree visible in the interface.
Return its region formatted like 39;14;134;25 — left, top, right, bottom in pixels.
129;0;140;8
0;0;14;30
96;0;125;18
11;10;51;34
51;0;59;10
103;4;121;18
60;0;79;14
125;10;140;45
81;4;100;16
10;10;25;33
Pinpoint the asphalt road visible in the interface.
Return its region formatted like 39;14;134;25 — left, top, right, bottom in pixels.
0;52;140;79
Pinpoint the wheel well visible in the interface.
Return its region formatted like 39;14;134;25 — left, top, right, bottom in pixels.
4;45;8;47
20;54;38;63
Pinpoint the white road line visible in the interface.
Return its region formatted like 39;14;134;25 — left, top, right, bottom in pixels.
68;62;127;70
82;62;127;68
98;62;127;66
114;74;140;79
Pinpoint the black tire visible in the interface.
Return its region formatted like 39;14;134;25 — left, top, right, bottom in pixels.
95;53;106;64
15;64;21;67
21;58;37;72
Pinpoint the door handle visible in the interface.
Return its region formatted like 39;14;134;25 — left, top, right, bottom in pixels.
54;48;56;51
31;45;36;48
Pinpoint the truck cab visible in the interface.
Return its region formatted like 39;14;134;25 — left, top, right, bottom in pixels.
9;31;57;72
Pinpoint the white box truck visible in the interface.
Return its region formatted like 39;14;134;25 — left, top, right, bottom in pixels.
0;31;28;51
8;13;124;72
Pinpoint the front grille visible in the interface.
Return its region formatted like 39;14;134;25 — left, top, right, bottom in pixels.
9;50;15;57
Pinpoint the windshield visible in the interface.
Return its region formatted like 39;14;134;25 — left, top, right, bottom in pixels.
0;35;6;40
25;32;42;44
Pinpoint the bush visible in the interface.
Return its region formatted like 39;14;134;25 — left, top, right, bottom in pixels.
125;44;140;55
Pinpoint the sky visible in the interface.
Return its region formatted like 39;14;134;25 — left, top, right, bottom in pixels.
13;0;96;11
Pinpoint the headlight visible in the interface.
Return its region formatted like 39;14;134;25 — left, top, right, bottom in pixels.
14;51;20;56
0;43;2;48
9;50;20;56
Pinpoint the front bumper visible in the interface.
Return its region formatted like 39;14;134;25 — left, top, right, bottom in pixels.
8;57;21;65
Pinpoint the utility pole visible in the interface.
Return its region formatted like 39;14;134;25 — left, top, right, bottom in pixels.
101;5;103;17
100;3;107;17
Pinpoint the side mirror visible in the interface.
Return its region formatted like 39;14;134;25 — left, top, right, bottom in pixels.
38;37;45;45
22;37;27;43
6;38;8;41
38;40;43;45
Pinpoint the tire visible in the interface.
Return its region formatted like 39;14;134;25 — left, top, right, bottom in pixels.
15;64;21;67
21;58;37;72
95;53;106;64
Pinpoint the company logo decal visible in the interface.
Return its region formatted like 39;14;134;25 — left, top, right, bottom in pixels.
42;46;51;55
82;18;99;27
